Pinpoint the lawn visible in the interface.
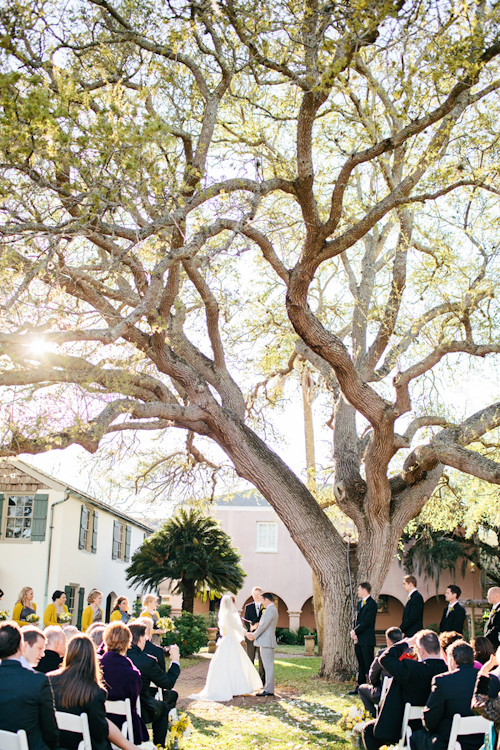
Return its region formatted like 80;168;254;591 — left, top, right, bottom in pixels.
184;657;360;750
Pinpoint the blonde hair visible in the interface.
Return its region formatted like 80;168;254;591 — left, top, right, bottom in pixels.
104;622;131;654
142;594;157;608
16;586;33;605
87;590;102;605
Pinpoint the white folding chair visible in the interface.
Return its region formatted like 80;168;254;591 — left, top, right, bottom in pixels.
400;703;425;748
136;695;141;718
0;729;29;750
55;711;92;750
446;713;492;750
105;698;134;745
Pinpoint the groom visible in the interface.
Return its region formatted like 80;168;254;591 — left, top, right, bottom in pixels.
247;592;278;697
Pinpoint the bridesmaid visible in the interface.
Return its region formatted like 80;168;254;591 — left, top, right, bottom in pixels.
44;590;69;627
12;586;37;627
140;594;159;628
109;597;131;624
81;590;103;632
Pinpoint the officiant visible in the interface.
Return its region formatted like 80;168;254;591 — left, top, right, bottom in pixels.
244;586;266;683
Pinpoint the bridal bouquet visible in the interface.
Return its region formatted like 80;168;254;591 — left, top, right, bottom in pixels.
59;612;73;624
155;616;175;632
0;610;9;621
26;613;40;623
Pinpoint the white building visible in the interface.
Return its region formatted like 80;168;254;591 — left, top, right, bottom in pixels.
0;459;152;627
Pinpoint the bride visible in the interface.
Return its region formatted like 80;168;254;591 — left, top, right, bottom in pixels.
189;594;263;702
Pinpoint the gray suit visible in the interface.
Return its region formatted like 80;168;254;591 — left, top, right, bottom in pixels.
253;602;279;693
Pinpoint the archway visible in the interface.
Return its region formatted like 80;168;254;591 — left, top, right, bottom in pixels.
300;596;316;630
106;591;116;623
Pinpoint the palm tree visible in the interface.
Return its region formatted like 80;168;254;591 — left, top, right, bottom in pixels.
126;508;246;612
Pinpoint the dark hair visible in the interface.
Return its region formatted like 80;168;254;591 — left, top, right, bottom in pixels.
438;630;462;652
403;575;417;587
0;622;21;658
262;592;275;604
386;627;403;644
112;596;129;613
447;584;461;598
56;635;105;708
22;626;46;647
52;590;65;602
129;623;146;645
359;582;372;593
416;630;440;655
471;636;495;665
448;640;474;666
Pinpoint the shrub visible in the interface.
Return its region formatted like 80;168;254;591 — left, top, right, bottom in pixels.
296;626;313;645
276;627;298;645
162;612;208;656
132;598;142;618
158;603;172;618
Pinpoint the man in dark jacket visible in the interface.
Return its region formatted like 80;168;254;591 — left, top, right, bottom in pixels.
349;582;378;695
0;621;59;750
439;585;466;634
127;623;180;747
362;630;447;750
401;575;424;637
484;587;500;647
36;626;66;674
410;640;483;750
359;627;404;717
244;587;265;683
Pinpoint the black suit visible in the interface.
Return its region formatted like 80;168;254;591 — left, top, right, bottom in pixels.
51;676;110;750
359;644;409;717
401;590;424;637
127;644;180;746
362;641;447;750
0;659;59;750
439;602;466;634
484;605;500;647
144;639;167;698
410;664;483;750
244;601;265;681
35;649;63;675
353;597;378;686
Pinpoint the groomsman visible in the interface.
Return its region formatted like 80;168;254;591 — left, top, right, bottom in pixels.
244;587;265;682
439;585;466;634
349;582;377;695
401;575;424;637
484;586;500;647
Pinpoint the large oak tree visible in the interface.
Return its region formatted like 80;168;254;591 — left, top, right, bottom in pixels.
2;0;500;677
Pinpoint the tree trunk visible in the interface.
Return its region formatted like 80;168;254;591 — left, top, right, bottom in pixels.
181;583;196;613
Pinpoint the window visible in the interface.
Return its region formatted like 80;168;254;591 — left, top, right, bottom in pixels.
6;495;33;539
112;520;131;562
65;584;78;614
78;505;98;553
256;522;278;552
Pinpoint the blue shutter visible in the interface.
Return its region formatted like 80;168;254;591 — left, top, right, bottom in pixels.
78;505;87;550
91;510;98;554
76;587;85;629
112;520;119;560
124;524;131;562
31;494;49;541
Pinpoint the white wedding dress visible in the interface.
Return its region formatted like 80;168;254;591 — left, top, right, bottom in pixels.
189;596;263;702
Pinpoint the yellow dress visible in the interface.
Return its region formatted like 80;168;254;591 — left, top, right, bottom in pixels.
44;602;69;627
110;610;122;622
140;609;159;626
13;601;37;627
81;605;102;632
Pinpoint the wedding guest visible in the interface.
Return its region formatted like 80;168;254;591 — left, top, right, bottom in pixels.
62;625;80;641
81;590;103;632
21;627;46;670
471;636;495;667
109;597;131;624
127;623;180;747
49;633;138;750
12;586;37;627
0;621;59;750
100;622;148;742
439;585;466;634
44;590;69;627
140;594;159;628
136;617;166;672
88;623;106;652
358;627;404;717
438;630;462;665
471;651;500;741
36;626;66;673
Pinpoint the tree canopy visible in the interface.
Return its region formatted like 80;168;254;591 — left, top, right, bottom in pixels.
2;0;500;676
126;508;245;612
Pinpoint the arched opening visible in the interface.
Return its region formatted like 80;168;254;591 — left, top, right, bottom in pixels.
300;596;316;630
375;594;404;644
424;594;446;630
106;591;116;622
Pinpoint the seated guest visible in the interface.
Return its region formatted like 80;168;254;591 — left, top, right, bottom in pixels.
136;617;166;671
471;636;495;667
22;626;46;670
100;622;148;743
362;630;447;750
37;626;66;674
438;631;462;665
439;585;466;634
88;623;106;651
127;623;181;747
472;649;500;735
49;633;138;750
410;640;484;750
359;627;404;718
81;590;103;632
0;621;59;750
62;625;80;641
44;590;69;627
110;597;131;624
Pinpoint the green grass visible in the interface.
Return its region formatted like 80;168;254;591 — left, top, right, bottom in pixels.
185;656;361;750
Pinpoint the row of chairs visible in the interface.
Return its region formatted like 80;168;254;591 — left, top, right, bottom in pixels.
0;698;135;750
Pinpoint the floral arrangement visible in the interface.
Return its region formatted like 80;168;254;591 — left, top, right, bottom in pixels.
167;711;193;747
59;612;73;624
337;705;371;737
26;613;40;623
155;616;175;632
380;744;403;750
0;610;9;621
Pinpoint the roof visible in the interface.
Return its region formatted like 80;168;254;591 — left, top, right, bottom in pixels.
214;489;271;508
1;459;153;533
